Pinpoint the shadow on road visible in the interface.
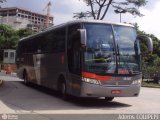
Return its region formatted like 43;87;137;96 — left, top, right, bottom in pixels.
0;81;132;113
26;82;132;108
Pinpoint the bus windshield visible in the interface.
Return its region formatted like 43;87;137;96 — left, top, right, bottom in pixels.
84;23;141;75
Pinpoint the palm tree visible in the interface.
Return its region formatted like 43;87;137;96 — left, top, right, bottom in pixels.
73;12;87;19
73;11;94;19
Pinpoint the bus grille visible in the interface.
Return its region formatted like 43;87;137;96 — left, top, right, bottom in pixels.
100;80;132;86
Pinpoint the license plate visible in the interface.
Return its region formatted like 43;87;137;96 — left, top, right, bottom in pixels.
111;90;121;94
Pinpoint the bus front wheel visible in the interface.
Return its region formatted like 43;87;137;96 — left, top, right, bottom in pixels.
105;97;114;102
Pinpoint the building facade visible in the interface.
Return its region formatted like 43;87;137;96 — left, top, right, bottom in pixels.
3;49;16;64
0;7;54;32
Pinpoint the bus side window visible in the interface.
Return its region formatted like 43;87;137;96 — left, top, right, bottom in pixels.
42;28;65;53
68;24;81;75
53;28;65;52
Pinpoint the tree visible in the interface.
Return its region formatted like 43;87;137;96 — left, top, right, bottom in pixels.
0;24;19;61
77;0;147;20
135;23;160;79
0;0;6;3
17;28;33;38
0;25;33;61
0;24;19;49
0;0;6;7
73;12;88;19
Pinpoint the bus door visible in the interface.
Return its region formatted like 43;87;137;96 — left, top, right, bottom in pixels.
67;24;82;95
33;50;41;85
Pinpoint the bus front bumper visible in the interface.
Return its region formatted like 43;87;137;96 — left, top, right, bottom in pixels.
80;82;141;97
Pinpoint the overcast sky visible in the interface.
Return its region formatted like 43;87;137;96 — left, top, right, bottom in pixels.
1;0;160;39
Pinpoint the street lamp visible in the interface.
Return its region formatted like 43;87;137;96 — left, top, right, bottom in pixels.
114;9;127;23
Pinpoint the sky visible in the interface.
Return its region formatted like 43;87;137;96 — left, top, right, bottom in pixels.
1;0;160;39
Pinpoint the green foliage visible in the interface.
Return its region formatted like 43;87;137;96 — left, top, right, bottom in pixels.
142;81;160;88
143;66;157;78
0;24;19;49
0;24;33;61
17;28;32;38
0;24;19;61
0;25;33;49
136;23;160;78
154;57;160;67
76;0;147;20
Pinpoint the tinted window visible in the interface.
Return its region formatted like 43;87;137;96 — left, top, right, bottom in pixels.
17;27;66;54
41;28;65;53
84;23;116;74
52;28;65;52
113;25;140;74
67;24;81;74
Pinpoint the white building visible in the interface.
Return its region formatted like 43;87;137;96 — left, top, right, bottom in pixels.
3;49;16;64
0;7;54;32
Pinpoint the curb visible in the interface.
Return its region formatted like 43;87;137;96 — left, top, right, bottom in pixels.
142;85;160;88
142;82;160;88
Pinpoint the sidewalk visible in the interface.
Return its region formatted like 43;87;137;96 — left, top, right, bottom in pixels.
0;71;23;82
0;70;17;77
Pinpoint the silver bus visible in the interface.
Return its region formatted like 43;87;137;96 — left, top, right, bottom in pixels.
16;20;153;101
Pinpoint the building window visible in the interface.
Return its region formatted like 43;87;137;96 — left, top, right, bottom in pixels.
4;52;8;58
10;52;15;59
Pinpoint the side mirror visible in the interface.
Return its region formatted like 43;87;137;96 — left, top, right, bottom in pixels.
78;29;87;46
137;35;153;53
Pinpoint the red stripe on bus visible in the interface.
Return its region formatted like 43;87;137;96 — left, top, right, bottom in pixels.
81;72;96;79
81;72;112;81
96;75;112;80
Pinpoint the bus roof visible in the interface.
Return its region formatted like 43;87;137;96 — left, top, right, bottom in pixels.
20;20;134;42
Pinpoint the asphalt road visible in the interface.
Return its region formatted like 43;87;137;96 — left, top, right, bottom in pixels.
0;81;160;114
0;75;160;120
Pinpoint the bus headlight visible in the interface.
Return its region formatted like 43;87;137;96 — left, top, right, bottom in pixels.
132;79;142;85
82;78;100;85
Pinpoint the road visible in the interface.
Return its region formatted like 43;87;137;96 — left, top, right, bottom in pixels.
0;79;160;114
0;75;160;119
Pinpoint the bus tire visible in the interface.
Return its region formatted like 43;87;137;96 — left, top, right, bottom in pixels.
61;81;70;100
105;97;114;102
23;71;28;85
58;77;69;100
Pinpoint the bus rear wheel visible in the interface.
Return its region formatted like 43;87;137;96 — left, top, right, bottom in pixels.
105;97;114;102
23;71;28;85
60;81;69;100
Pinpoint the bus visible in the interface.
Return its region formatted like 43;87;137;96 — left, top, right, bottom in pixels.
16;20;153;101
